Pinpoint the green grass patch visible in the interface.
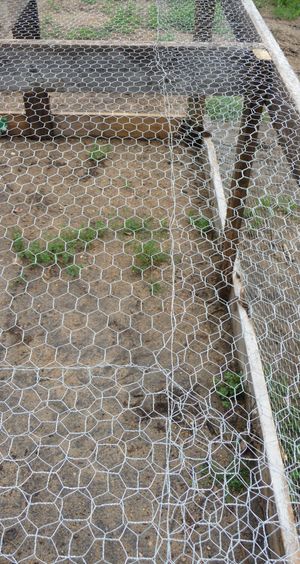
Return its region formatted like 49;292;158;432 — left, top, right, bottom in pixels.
12;221;107;270
244;195;298;233
166;0;195;31
206;96;243;122
150;282;161;295
148;4;158;29
188;211;212;233
255;0;300;19
47;0;61;12
124;217;144;234
41;15;63;38
66;265;82;278
66;26;106;40
215;370;244;409
88;143;113;162
0;115;8;135
133;240;170;272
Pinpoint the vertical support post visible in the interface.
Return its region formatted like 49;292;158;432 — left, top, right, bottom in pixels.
10;1;54;138
186;94;206;145
194;0;216;41
23;89;55;139
266;84;300;185
219;95;264;301
220;0;258;42
12;0;40;39
184;1;216;144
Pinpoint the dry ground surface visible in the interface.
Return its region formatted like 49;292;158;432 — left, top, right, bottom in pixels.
258;7;300;74
0;136;268;561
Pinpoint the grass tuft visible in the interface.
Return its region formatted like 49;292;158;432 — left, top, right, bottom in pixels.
215;370;244;409
88;143;113;162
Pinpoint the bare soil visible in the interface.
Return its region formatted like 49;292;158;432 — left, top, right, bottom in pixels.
259;8;300;74
0;136;264;562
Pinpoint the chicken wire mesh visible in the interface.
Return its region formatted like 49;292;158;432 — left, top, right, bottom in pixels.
0;0;299;562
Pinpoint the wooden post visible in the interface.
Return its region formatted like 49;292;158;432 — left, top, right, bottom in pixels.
10;1;54;138
184;1;216;145
219;95;264;301
220;0;258;42
266;84;300;185
23;89;55;139
12;0;40;39
194;0;216;41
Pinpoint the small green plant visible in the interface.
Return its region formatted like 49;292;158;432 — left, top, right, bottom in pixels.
79;227;97;242
133;240;169;272
166;0;195;31
67;26;105;40
189;212;211;233
124;217;143;234
276;195;298;215
0;115;8;136
124;179;133;189
206;96;243;122
88;143;113;163
48;0;60;12
226;465;251;496
12;221;107;270
12;229;25;253
215;370;244;408
255;0;300;19
41;15;63;38
66;265;82;278
150;282;161;296
148;4;158;29
81;0;98;4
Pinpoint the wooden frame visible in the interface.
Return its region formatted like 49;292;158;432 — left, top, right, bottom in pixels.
0;0;299;560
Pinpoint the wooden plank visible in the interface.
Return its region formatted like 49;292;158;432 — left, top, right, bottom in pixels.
265;80;300;184
230;262;300;564
0;43;266;97
203;134;227;231
219;95;264;300
242;0;300;115
0;39;265;49
5;111;184;139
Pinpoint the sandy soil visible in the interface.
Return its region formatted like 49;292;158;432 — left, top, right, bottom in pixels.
259;8;300;75
0;135;266;562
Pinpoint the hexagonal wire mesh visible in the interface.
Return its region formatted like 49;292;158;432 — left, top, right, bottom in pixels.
0;0;299;562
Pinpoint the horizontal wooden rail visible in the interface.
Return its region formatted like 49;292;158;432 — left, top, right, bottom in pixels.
0;43;268;96
4;111;184;140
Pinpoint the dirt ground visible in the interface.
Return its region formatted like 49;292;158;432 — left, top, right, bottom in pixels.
0;136;267;562
0;1;298;561
259;8;300;74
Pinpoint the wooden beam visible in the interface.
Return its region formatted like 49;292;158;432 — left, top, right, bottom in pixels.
203;134;227;232
265;82;300;185
230;261;300;564
0;43;267;97
219;95;264;300
5;111;184;140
